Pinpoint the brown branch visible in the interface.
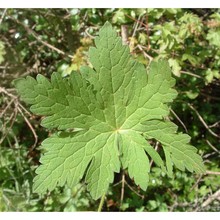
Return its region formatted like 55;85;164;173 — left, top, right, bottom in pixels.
190;174;203;191
206;140;219;154
113;180;122;187
170;108;188;133
9;16;73;59
17;106;38;151
124;180;144;199
85;27;96;39
200;92;220;101
125;13;151;51
121;25;128;45
137;44;153;62
201;189;220;207
0;8;7;25
120;173;125;206
131;15;141;38
0;87;17;99
0;87;38;150
0;107;18;145
145;14;151;51
209;121;220;128
125;14;148;29
187;103;219;138
180;71;203;79
205;170;220;175
0;98;15;118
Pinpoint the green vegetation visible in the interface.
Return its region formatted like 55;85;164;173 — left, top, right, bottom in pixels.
14;22;205;200
0;9;220;212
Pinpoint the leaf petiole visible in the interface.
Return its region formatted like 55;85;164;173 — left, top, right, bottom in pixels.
97;193;106;212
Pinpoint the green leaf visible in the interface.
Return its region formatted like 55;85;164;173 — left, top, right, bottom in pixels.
205;69;220;84
186;90;199;99
119;130;166;190
112;10;128;24
142;120;205;175
0;41;6;64
14;22;205;200
33;130;120;199
182;54;199;66
168;58;181;77
207;29;220;47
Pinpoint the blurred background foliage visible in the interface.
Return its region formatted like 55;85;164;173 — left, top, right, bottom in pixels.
0;8;220;211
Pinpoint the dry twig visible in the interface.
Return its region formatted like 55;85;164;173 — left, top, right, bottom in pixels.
0;87;38;150
180;71;203;79
17;106;38;151
124;180;144;199
131;14;142;38
190;174;203;191
0;8;7;25
201;189;220;207
125;14;148;30
205;139;219;154
9;16;73;59
120;173;125;206
206;170;220;175
187;103;219;138
170;108;188;133
121;25;129;45
137;44;153;62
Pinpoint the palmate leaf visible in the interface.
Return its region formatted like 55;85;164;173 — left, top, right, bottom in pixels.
14;22;205;200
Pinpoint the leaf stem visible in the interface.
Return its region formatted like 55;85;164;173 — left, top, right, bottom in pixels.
97;193;106;212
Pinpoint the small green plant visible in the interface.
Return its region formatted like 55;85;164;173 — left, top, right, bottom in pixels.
14;22;205;201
